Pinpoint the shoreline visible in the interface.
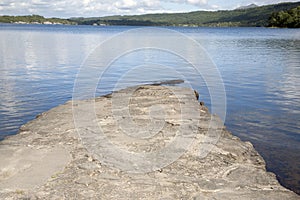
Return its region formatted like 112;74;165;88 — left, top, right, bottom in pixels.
1;22;298;29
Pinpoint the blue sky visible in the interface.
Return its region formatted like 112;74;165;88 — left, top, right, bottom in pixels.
0;0;299;18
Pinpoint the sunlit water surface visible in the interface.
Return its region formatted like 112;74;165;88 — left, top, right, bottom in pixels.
0;24;299;193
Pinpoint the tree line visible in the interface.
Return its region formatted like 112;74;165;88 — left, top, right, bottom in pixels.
269;6;300;28
0;15;75;25
70;2;300;27
1;2;299;28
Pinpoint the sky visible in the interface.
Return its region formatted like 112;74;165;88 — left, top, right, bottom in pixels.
0;0;299;18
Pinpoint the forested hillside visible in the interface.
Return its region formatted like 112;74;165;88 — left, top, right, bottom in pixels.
0;15;75;25
269;5;300;28
70;2;300;27
1;2;299;27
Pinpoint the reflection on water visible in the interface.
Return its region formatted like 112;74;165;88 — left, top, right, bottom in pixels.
0;25;108;137
0;24;300;194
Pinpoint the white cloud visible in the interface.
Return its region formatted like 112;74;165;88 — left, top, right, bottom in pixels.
166;0;207;7
0;0;161;17
114;0;138;10
187;0;207;5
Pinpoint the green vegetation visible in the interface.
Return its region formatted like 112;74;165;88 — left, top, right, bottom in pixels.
1;2;300;27
269;6;300;28
69;2;300;27
0;15;76;25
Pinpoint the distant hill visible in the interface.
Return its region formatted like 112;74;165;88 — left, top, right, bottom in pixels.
0;15;75;25
1;2;300;27
70;2;300;27
235;4;258;10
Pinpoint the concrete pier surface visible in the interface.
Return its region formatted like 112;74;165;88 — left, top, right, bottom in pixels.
0;85;298;199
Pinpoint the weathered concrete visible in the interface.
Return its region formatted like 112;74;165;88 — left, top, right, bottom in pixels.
0;85;298;199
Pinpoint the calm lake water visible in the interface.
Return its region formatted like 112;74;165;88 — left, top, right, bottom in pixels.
0;24;299;194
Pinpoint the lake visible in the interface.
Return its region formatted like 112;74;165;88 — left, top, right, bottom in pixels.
0;24;299;194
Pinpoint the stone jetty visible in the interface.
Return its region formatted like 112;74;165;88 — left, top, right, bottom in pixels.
0;85;298;199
